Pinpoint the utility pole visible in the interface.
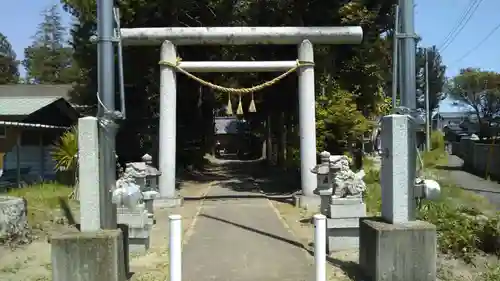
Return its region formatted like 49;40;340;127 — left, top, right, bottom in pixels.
425;48;431;151
392;5;400;109
97;0;117;229
399;0;417;109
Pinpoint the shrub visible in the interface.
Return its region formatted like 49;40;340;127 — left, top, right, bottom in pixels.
363;157;500;262
431;130;445;150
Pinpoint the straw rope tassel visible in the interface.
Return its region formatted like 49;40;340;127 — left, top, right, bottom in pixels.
248;93;256;112
236;94;244;115
226;93;233;115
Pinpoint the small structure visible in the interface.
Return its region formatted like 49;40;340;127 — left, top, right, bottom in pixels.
311;151;367;252
0;85;79;188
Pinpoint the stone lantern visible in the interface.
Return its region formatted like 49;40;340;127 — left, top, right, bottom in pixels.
310;151;334;195
310;151;335;216
141;154;161;193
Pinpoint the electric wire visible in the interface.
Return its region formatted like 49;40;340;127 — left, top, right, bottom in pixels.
451;21;500;64
438;0;484;52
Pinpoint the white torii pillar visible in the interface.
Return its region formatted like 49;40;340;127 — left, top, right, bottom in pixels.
120;26;363;206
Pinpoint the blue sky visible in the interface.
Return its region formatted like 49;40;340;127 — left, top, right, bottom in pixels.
1;0;499;112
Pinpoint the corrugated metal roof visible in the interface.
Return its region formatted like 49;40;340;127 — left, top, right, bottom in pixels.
0;96;62;116
0;84;72;100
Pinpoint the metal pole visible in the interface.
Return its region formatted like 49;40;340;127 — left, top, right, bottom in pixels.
399;0;417;109
114;7;126;119
425;48;431;151
314;214;326;281
97;0;117;229
169;214;182;281
392;5;400;109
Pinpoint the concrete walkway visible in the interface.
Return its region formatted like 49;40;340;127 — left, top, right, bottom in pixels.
182;183;314;281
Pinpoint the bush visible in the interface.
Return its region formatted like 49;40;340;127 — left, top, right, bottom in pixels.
422;149;447;168
431;130;445;150
362;156;500;262
419;201;500;262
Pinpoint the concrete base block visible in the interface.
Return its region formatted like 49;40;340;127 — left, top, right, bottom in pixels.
129;237;150;253
51;229;126;281
154;196;183;208
359;217;437;281
328;202;366;218
293;195;321;212
327;227;360;252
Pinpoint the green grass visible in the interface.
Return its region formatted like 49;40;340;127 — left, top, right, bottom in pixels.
4;183;74;228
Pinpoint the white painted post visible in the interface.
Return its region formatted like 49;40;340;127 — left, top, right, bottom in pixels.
159;40;177;199
169;214;182;281
314;214;326;281
380;115;416;224
298;40;317;197
78;116;101;231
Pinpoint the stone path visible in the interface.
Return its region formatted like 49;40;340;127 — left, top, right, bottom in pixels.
445;155;500;208
182;182;314;281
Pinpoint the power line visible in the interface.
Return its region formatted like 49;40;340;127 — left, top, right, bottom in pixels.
437;0;477;50
451;21;500;64
438;0;484;53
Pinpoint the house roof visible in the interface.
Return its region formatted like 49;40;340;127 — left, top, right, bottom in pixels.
0;84;72;100
432;111;468;119
0;96;63;116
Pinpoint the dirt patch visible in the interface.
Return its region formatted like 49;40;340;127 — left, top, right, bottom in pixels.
270;200;500;281
0;181;213;281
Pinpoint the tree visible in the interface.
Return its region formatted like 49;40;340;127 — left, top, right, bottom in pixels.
23;4;77;84
416;46;446;112
316;84;371;153
448;68;500;138
0;33;20;84
61;0;397;167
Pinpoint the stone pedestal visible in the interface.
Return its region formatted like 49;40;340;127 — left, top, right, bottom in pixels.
51;229;126;281
117;204;152;253
325;197;366;252
359;217;437;281
142;191;159;224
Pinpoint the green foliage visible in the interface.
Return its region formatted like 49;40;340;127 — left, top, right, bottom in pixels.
316;86;371;152
448;68;500;138
22;4;77;84
0;33;20;84
6;183;73;227
430;130;445;150
363;152;499;263
51;127;78;173
416;46;446;111
419;201;500;263
61;0;397;164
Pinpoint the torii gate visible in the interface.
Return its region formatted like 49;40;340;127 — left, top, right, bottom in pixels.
119;26;363;207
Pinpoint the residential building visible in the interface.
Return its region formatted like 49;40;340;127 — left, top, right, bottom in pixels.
0;84;79;188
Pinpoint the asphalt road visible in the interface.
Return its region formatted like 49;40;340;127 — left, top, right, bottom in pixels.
445;155;500;209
